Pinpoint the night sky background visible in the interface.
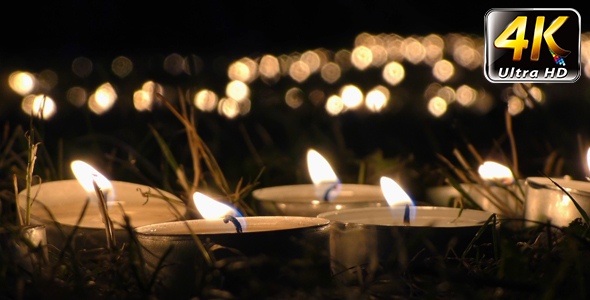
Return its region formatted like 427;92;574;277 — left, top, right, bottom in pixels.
2;2;590;200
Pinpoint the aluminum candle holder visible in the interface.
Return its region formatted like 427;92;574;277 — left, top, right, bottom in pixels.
135;216;330;298
253;184;387;217
18;180;186;250
318;206;492;284
525;177;590;227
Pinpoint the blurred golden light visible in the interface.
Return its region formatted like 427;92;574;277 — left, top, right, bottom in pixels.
334;49;352;71
66;87;87;107
289;60;311;83
194;89;218;112
163;53;184;75
9;71;36;96
428;96;447;117
582;38;590;63
529;87;544;103
278;54;294;76
512;83;527;98
259;55;280;85
369;45;388;67
382;62;405;86
351;46;373;70
285;87;305;109
228;60;253;83
340;85;363;109
112;56;133;78
423;34;444;65
38;70;58;91
72;57;93;78
309;90;325;106
143;81;164;97
585;63;590;79
133;90;152;112
437;86;456;103
365;86;389;112
433;60;454;82
325;95;344;116
384;34;404;62
355;32;376;47
238;98;251;115
88;83;117;115
403;37;425;64
218;98;240;119
21;95;56;119
225;80;250;102
301;51;321;73
424;83;442;100
320;62;341;84
456;85;477;106
507;96;525;116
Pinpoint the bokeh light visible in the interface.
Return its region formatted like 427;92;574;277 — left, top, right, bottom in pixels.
21;95;56;119
365;85;389;112
133;90;152;112
433;60;454;82
194;89;219;112
321;62;341;84
369;45;388;67
428;96;447;117
403;37;425;64
437;86;456;103
163;53;185;75
456;85;477;106
289;60;311;83
507;96;525;115
325;95;344;116
423;34;444;65
382;62;405;86
9;71;36;96
218;98;240;119
351;46;373;70
285;87;305;109
334;49;352;71
72;57;93;78
228;58;257;83
301;51;321;73
259;55;280;85
384;34;404;62
67;87;87;107
88;83;117;115
112;56;133;78
340;85;363;109
529;87;543;103
226;80;250;102
37;70;58;92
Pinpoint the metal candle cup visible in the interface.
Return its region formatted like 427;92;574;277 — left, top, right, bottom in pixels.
525;177;590;227
318;207;492;284
253;184;387;216
18;180;186;250
135;216;330;298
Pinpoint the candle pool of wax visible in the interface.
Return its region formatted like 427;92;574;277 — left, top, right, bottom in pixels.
318;206;491;227
18;180;186;228
136;216;330;235
253;184;387;216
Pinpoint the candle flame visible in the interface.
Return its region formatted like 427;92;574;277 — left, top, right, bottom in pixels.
71;160;115;205
478;161;514;184
192;192;246;229
380;176;416;222
307;149;341;201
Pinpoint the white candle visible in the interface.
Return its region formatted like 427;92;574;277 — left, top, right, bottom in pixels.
318;177;492;284
254;149;387;216
18;179;185;249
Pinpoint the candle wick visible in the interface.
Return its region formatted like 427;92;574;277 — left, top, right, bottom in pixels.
403;204;410;226
323;183;340;201
223;215;243;233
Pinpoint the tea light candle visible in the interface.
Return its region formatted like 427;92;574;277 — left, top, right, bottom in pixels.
136;192;330;298
318;177;492;284
525;177;590;227
18;161;185;250
426;161;524;218
253;149;387;216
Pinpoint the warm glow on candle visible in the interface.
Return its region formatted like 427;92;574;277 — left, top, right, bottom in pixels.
478;161;514;183
71;160;115;204
307;149;341;201
380;176;416;221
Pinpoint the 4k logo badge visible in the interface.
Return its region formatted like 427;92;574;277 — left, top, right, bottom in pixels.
484;8;581;83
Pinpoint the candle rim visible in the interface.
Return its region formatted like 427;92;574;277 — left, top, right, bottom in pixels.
526;177;590;197
135;216;330;236
317;206;492;228
252;184;386;203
